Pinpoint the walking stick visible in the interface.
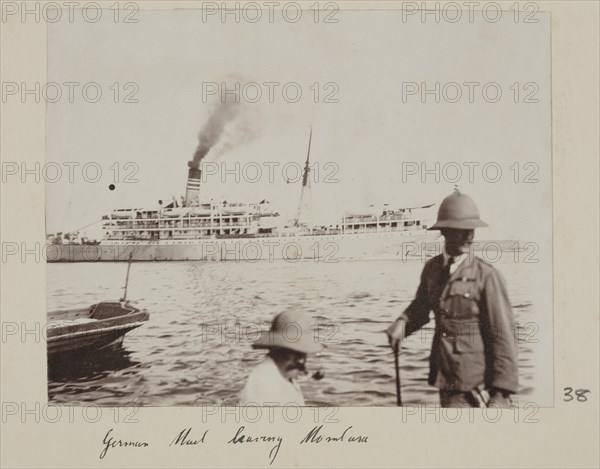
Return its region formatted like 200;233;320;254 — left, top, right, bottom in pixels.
394;345;402;406
120;252;133;302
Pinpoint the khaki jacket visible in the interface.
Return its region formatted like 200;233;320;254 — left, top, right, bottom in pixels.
398;254;519;393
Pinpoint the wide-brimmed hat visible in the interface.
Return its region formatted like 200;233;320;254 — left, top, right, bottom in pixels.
428;189;488;230
252;311;323;354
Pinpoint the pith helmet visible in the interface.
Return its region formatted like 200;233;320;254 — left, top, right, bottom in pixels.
253;311;322;354
428;188;488;230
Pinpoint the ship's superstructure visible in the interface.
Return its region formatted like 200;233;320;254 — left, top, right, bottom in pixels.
101;202;433;241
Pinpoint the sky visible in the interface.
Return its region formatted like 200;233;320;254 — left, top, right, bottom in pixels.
45;8;551;241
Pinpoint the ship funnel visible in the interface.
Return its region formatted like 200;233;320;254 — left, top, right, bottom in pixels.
184;168;202;206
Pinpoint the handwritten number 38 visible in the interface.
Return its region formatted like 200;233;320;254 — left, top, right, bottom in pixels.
563;387;591;402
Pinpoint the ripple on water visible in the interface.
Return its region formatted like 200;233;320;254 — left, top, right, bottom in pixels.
47;258;546;406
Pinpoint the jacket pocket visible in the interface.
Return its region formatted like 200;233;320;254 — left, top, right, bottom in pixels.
444;280;480;319
440;320;484;354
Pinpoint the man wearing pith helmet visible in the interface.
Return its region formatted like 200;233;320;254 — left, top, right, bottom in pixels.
240;311;322;406
386;188;518;407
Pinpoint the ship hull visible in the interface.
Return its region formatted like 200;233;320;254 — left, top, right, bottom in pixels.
46;231;442;262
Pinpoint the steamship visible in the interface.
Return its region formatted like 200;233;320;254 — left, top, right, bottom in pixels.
47;130;440;262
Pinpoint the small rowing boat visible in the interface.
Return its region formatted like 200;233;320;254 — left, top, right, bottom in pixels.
47;253;149;356
47;301;149;356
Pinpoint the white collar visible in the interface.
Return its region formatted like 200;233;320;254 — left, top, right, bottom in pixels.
442;249;467;271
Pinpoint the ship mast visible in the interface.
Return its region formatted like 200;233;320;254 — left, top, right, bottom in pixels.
295;127;312;226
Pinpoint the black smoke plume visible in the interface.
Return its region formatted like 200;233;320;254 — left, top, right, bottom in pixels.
188;100;240;170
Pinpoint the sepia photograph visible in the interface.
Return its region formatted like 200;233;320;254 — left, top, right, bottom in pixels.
43;6;552;408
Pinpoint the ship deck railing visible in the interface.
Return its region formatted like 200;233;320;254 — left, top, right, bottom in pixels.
103;213;272;222
103;222;255;230
342;225;423;234
343;215;425;223
104;225;425;241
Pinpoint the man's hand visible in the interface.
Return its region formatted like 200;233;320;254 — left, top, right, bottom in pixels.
385;320;407;353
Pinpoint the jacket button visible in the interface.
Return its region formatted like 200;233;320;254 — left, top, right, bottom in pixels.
464;293;470;298
442;332;447;337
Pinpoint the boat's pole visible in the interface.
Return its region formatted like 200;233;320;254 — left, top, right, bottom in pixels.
121;252;133;302
394;346;402;406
